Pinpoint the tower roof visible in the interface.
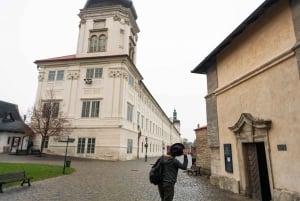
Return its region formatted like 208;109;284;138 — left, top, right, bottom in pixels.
84;0;138;19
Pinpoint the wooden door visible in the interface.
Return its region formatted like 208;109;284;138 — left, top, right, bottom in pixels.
245;143;262;201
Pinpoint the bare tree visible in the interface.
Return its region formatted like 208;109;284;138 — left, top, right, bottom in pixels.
30;89;72;155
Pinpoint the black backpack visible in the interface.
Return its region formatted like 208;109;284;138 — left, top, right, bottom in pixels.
149;156;163;185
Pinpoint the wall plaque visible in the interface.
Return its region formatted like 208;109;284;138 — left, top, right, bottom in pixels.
277;144;287;151
224;144;233;173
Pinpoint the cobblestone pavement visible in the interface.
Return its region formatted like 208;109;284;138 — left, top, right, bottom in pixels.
0;154;255;201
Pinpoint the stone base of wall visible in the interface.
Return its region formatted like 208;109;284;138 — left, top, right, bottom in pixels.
210;175;239;194
210;175;300;201
273;189;300;201
200;168;211;176
210;174;220;186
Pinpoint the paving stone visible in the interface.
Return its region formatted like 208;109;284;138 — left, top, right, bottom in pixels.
0;154;254;201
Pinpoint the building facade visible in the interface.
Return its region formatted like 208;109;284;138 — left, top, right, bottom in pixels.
33;0;181;161
192;0;300;201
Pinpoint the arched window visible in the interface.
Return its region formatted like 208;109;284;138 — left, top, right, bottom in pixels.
99;34;106;52
90;35;98;52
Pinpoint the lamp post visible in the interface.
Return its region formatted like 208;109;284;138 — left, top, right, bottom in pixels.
144;136;148;162
137;126;141;159
59;136;75;174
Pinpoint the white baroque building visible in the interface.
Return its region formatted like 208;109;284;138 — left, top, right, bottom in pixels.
33;0;181;161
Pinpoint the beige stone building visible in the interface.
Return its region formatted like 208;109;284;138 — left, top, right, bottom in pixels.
192;0;300;201
33;0;181;161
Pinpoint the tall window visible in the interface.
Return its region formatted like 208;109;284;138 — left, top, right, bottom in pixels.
81;101;90;117
128;74;134;87
86;68;103;79
43;136;49;148
127;103;133;122
87;138;96;153
86;68;94;79
141;115;144;129
81;100;100;118
90;35;98;52
127;139;133;154
48;71;56;81
56;70;64;80
94;68;103;78
77;138;86;153
99;35;106;52
42;102;59;118
137;112;140;127
48;70;64;81
91;101;100;117
146;118;148;131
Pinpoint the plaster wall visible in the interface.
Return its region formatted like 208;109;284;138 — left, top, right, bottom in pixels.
217;1;296;89
217;56;300;192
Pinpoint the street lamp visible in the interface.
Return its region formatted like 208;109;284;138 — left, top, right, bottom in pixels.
59;136;75;174
144;136;148;162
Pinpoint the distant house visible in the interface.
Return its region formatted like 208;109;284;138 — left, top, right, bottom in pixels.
0;101;32;153
192;0;300;201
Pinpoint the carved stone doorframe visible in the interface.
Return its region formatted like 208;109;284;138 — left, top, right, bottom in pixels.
229;113;274;198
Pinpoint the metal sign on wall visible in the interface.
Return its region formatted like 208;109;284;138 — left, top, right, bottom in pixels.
224;144;233;173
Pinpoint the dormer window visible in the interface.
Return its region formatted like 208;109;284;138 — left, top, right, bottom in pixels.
2;112;14;122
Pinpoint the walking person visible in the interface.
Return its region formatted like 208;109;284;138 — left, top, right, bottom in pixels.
158;143;188;201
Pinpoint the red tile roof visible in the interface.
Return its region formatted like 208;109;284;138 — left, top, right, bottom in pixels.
35;54;76;62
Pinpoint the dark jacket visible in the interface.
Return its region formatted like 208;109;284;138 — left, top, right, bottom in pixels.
160;155;188;185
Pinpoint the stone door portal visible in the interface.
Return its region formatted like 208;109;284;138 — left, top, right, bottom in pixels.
229;113;273;201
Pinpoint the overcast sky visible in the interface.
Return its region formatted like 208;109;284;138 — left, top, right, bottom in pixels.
0;0;264;141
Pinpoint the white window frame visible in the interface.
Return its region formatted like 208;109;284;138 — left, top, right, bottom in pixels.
81;100;100;118
86;68;103;79
77;138;86;154
48;70;64;81
127;103;134;122
87;138;96;154
128;74;134;87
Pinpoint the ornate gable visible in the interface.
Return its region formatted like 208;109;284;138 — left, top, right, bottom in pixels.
229;113;272;142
